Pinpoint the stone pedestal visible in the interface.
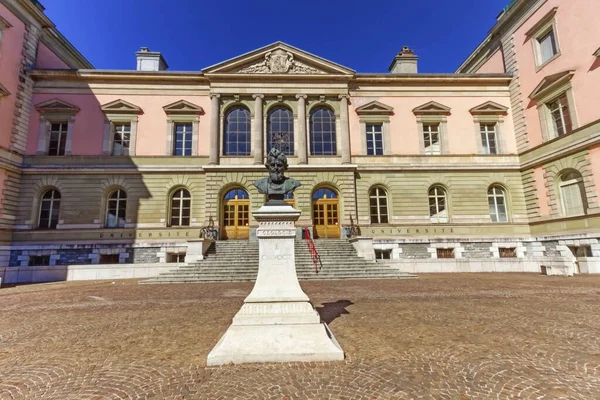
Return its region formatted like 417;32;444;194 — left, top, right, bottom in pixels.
207;204;344;365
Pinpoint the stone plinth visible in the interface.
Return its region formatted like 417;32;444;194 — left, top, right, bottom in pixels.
207;204;344;365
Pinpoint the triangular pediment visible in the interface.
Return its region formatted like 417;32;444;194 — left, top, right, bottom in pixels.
528;70;575;100
469;101;508;115
0;83;10;97
163;100;204;115
412;101;451;115
100;99;143;114
355;101;394;115
35;98;79;114
202;42;355;76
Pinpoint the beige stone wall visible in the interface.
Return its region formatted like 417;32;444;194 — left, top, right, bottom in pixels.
16;172;206;228
355;170;528;226
542;150;600;217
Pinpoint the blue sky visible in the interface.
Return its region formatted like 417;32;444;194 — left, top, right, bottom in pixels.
44;0;509;73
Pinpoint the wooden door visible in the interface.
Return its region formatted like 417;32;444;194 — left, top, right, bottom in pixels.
222;189;249;240
312;187;340;239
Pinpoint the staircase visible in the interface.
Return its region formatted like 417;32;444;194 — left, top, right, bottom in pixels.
141;239;417;284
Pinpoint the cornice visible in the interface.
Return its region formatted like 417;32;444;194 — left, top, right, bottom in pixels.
519;119;600;169
29;69;208;83
354;73;512;87
40;29;93;69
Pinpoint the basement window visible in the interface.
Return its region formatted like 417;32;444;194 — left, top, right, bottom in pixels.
374;250;391;260
100;254;120;264
436;248;454;259
29;255;50;266
499;248;517;258
167;253;186;263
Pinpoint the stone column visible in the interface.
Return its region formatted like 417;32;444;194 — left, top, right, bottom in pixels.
209;94;220;165
339;95;351;164
253;94;264;164
296;94;307;164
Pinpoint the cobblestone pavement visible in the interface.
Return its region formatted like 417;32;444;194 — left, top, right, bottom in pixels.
1;274;600;399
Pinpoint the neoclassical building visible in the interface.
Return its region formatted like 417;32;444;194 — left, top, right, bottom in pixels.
0;0;599;281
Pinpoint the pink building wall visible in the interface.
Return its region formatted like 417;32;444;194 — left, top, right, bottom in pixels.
36;43;70;69
475;49;505;74
514;0;600;148
0;3;25;149
27;94;212;156
349;96;516;155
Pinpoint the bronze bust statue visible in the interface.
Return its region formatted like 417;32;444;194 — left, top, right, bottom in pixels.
253;148;301;204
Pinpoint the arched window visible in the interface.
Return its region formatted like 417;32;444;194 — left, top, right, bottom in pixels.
369;187;388;224
488;186;508;222
310;107;336;155
267;107;294;155
106;189;127;228
170;188;191;227
312;187;337;200
39;189;61;229
224;107;251;156
559;171;587;216
428;186;447;223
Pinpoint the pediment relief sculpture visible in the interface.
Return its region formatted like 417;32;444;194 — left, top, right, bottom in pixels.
237;49;325;75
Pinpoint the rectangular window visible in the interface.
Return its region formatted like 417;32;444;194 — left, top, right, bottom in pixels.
29;255;50;266
538;30;557;64
436;248;454;259
499;248;517;258
547;95;572;137
167;253;186;263
374;250;391;260
423;123;440;155
48;122;68;156
480;123;498;154
366;124;383;155
99;254;120;264
173;123;193;156
112;123;131;155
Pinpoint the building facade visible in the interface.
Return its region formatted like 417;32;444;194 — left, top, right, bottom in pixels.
0;0;599;282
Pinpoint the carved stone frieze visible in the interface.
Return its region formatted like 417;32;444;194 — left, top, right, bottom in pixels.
237;49;326;75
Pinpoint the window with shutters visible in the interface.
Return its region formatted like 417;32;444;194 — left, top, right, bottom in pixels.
369;187;389;224
38;189;61;229
547;95;572;137
169;188;191;227
488;186;508;223
559;171;587;217
526;7;561;69
428;186;448;223
480;123;498;154
423;123;441;155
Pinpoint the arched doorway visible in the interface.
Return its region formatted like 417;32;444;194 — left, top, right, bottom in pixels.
222;188;249;240
312;187;340;239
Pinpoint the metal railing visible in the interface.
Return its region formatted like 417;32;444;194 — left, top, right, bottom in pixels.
303;227;322;274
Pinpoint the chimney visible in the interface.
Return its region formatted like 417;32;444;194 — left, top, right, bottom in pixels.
388;46;418;74
135;47;168;71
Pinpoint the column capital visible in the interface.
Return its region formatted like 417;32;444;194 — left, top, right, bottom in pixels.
295;94;307;100
252;94;264;100
338;94;350;101
209;93;221;100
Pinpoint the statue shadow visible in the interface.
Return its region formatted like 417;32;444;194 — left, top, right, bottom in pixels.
315;300;353;324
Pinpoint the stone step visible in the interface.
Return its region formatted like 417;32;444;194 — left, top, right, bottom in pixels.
141;239;416;284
